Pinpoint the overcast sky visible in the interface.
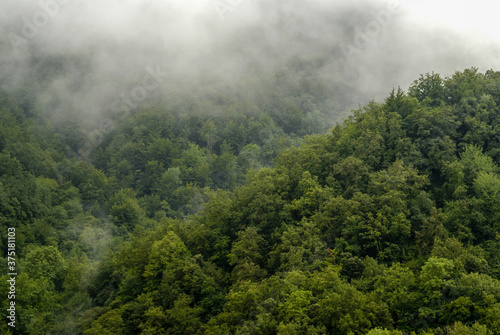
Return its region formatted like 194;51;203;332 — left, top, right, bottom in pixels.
405;0;500;45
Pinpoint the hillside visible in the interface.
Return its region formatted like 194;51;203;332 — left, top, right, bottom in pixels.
2;68;500;334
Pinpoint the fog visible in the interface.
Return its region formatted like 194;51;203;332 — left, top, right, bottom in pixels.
2;0;500;128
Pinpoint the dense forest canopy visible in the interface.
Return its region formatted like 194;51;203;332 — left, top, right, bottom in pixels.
3;0;500;334
2;68;500;334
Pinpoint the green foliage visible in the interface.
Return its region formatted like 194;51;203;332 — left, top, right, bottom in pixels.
409;72;445;107
441;321;491;335
23;245;66;289
3;69;500;334
366;329;403;335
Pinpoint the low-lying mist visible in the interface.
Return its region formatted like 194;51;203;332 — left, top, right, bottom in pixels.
2;0;500;130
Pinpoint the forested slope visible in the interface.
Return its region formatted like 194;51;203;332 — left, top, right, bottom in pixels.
2;68;500;334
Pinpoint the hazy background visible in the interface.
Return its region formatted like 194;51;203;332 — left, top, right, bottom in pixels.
1;0;500;128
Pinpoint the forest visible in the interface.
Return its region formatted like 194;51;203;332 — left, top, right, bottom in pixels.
2;67;500;334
